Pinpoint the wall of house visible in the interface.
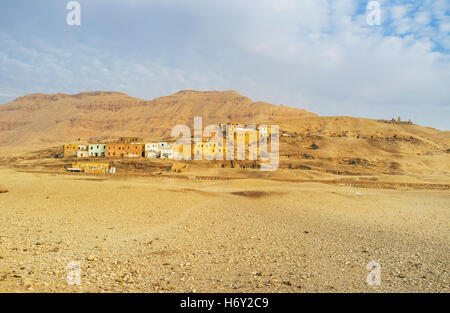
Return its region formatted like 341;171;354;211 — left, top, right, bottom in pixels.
72;162;109;173
88;144;106;157
145;150;160;158
106;143;143;158
63;144;79;158
145;143;159;152
76;151;89;158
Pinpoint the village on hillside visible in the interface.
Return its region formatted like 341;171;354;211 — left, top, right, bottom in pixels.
63;123;274;174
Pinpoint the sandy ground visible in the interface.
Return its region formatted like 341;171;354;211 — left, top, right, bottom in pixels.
0;168;448;293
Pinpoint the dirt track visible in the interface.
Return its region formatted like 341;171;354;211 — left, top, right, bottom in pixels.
14;168;450;191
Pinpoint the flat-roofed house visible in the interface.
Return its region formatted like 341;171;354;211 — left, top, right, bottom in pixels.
192;142;204;159
145;150;160;158
63;144;80;158
76;150;89;158
106;143;144;158
106;143;124;159
123;143;144;158
145;143;159;151
88;144;106;157
203;140;225;160
203;141;216;160
144;143;159;158
75;145;88;158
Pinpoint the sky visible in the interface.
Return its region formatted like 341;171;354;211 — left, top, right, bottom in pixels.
0;0;449;130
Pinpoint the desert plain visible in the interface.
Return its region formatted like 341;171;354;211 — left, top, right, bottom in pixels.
0;156;449;293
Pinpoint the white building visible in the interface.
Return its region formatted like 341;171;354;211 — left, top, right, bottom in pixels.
76;150;89;158
145;143;159;152
145;150;160;158
88;144;106;157
159;142;170;149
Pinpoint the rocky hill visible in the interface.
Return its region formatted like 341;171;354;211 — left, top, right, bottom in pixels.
0;90;449;178
0;90;315;146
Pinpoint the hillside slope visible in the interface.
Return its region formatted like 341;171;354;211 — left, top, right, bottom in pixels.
0;90;449;178
0;90;315;145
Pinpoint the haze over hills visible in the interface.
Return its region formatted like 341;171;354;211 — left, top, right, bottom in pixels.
0;90;316;146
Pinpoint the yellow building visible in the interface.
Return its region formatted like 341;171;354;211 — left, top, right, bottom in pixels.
63;144;80;158
192;142;204;159
192;140;226;160
235;128;258;145
71;162;109;174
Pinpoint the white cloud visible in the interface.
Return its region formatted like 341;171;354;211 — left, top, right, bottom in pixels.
0;0;449;129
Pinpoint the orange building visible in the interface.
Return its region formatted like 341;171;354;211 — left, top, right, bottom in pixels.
105;143;144;159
